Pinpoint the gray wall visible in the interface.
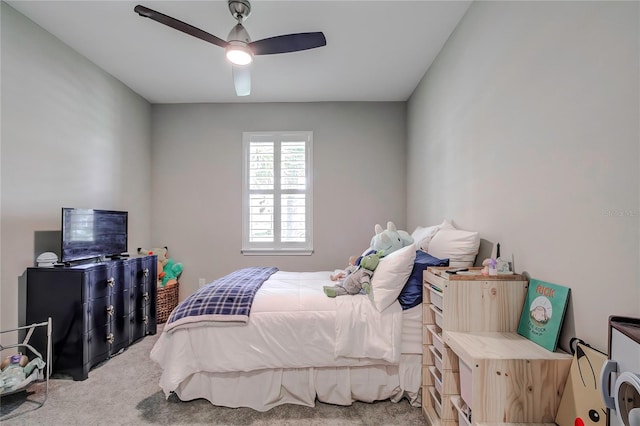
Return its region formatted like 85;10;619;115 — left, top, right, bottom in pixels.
407;0;639;351
4;0;637;355
0;2;408;334
0;4;153;335
150;102;407;298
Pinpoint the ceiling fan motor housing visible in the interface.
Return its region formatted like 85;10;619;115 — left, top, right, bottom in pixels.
227;23;251;43
228;0;251;21
134;1;326;96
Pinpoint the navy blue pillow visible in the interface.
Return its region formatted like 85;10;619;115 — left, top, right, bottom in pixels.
397;251;449;310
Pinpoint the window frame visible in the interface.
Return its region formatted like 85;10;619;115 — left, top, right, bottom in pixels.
241;131;313;255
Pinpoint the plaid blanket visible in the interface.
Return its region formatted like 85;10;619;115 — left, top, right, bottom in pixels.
164;267;278;333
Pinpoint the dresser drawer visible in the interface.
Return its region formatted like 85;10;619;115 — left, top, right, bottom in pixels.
83;264;126;301
86;325;109;365
429;341;459;371
453;395;472;426
430;304;443;329
428;386;442;418
429;365;443;395
429;285;443;310
86;297;110;332
430;345;443;373
428;324;444;356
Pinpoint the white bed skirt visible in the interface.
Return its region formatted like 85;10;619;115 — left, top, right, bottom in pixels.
172;354;422;412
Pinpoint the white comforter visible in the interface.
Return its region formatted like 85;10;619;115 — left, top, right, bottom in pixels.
150;271;403;393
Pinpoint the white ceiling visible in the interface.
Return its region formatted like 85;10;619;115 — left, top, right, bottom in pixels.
7;0;471;104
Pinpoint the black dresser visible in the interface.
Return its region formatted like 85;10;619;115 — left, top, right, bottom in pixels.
26;255;157;380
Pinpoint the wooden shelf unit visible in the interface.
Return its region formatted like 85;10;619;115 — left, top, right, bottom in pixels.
444;331;572;424
422;266;570;425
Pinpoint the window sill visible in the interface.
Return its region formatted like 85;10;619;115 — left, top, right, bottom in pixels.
241;249;313;256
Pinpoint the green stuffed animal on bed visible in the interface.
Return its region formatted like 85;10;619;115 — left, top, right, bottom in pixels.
370;221;414;256
323;251;382;298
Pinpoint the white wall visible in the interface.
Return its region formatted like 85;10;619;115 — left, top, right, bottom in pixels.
0;4;153;335
407;0;639;351
150;102;407;299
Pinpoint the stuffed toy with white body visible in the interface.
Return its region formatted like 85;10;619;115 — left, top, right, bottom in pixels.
370;221;414;256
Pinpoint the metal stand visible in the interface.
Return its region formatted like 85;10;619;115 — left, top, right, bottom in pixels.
0;317;52;420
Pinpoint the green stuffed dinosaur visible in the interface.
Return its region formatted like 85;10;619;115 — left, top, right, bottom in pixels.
161;258;183;287
323;251;383;298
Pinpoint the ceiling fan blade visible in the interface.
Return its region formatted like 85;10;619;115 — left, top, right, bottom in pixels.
232;65;251;96
249;32;326;55
134;5;229;49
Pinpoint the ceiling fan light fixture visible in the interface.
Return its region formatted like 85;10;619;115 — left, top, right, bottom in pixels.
134;2;327;95
225;42;253;65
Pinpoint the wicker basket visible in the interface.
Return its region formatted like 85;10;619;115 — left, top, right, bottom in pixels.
157;282;179;324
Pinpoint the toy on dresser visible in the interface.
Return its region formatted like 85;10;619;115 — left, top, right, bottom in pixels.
480;243;512;276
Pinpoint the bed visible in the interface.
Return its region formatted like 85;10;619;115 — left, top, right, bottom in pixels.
150;243;450;411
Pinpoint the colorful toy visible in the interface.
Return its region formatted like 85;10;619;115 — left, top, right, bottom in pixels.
161;258;184;287
323;251;382;297
137;246;183;287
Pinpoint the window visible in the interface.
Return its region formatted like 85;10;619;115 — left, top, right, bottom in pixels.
242;131;313;255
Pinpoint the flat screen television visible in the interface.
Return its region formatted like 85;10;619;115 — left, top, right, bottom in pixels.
61;208;128;263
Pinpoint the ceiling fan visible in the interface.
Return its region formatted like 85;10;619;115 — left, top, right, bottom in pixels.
134;1;327;97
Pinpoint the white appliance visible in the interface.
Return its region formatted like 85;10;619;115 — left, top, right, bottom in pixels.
601;316;640;426
35;252;58;268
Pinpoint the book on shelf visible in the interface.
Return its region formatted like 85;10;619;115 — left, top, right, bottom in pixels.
517;278;570;352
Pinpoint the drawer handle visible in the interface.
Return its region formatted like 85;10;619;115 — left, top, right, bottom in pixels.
143;292;149;301
106;305;114;316
107;277;115;287
143;268;149;277
106;333;114;344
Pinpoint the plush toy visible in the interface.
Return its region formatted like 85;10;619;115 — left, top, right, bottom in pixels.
370;221;414;256
330;255;359;281
323;252;382;297
138;247;169;285
137;247;183;287
138;247;168;266
161;258;184;287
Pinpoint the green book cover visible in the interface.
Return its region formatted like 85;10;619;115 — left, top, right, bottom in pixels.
517;278;570;351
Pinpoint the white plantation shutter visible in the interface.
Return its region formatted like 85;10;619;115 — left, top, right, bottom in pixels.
242;132;313;254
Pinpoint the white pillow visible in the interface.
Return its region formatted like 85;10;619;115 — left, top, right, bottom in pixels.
410;224;441;251
428;225;480;268
369;243;416;312
439;219;455;229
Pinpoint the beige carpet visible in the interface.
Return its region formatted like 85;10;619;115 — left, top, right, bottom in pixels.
1;325;425;425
